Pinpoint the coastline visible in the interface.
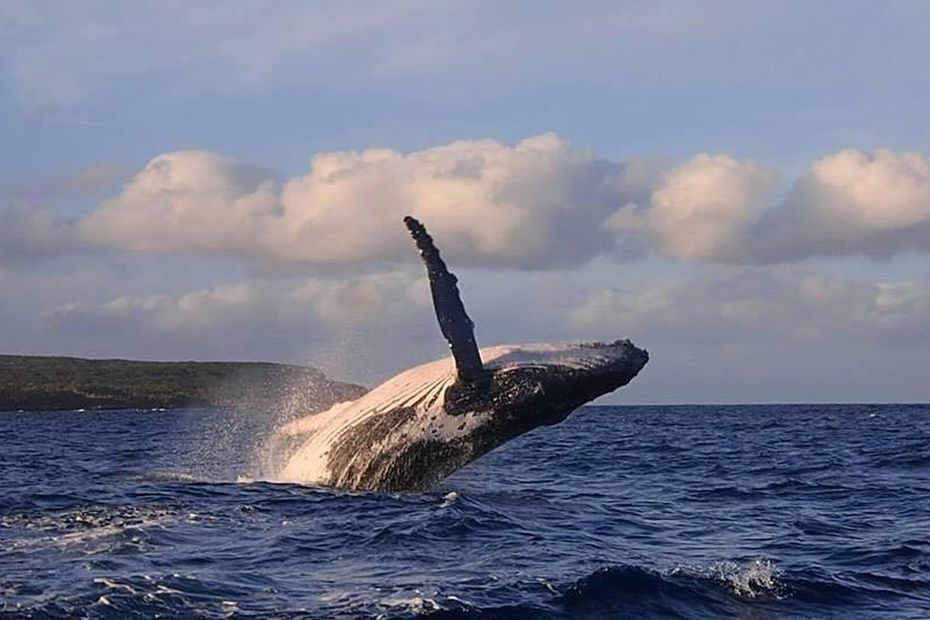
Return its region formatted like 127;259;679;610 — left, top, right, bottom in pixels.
0;354;366;412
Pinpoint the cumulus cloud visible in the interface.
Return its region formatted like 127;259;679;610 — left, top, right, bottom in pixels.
0;206;81;262
4;135;930;269
79;151;282;258
43;270;435;379
604;154;775;261
79;135;637;269
569;269;930;346
753;149;930;261
102;283;255;332
640;148;930;263
49;272;428;336
33;263;930;400
607;147;930;263
0;161;124;263
288;272;428;327
49;283;257;336
2;161;125;201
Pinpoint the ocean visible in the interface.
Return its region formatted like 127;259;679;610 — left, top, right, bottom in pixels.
1;404;929;618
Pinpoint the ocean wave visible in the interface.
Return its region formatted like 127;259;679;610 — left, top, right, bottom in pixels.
0;504;184;555
353;560;789;619
389;558;930;619
4;555;928;618
5;404;930;618
555;559;785;618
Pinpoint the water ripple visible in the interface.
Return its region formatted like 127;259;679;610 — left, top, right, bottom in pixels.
2;404;929;618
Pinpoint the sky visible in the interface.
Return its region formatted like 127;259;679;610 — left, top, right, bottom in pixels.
2;1;930;403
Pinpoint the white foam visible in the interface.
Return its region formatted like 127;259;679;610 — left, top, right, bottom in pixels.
670;558;783;599
376;595;441;616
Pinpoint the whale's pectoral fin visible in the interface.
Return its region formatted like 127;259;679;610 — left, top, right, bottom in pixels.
404;216;488;387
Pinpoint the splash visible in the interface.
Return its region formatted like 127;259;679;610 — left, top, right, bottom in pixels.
671;558;784;599
196;363;367;482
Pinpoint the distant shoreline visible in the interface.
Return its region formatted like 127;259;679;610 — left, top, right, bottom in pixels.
0;354;366;412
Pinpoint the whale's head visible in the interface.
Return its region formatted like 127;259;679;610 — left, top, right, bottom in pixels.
446;339;648;444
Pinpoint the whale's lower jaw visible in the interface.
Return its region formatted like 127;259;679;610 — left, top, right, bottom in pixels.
277;340;648;493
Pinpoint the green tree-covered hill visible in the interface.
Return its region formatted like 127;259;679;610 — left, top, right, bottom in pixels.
0;355;366;412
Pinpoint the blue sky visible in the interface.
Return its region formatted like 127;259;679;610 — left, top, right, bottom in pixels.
2;1;930;403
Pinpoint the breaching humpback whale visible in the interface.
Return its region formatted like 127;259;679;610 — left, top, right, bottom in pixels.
275;217;648;492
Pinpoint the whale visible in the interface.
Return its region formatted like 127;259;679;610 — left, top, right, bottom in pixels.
273;217;648;492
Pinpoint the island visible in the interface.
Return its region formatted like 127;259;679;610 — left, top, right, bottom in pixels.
0;354;367;412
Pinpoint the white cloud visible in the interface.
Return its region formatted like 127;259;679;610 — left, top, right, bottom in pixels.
49;283;257;336
79;135;633;269
604;154;775;261
41;270;435;380
605;147;930;264
5;135;930;269
107;283;255;332
289;272;427;327
79;150;282;257
49;272;428;336
1;161;125;200
753;149;930;260
0;206;80;261
0;160;124;263
569;269;930;346
29;263;930;402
